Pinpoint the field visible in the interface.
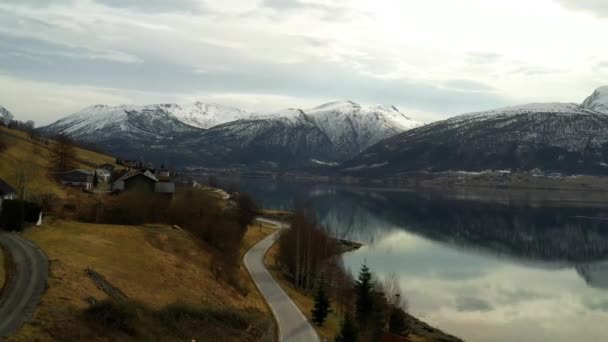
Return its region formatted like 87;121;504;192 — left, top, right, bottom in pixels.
8;220;275;341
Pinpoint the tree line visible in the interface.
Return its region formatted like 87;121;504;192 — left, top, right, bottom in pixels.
276;208;410;341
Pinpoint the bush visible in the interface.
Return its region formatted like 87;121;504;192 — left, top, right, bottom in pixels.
84;300;138;336
1;200;24;231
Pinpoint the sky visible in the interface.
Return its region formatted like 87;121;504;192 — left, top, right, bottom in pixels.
1;0;608;125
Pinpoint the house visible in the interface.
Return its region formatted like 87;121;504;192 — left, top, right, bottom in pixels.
112;170;157;192
96;163;115;182
124;172;158;192
97;163;115;173
0;177;17;212
95;168;111;182
111;170;175;195
59;169;94;189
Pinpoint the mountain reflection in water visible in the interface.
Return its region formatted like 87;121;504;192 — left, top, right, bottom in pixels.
232;180;608;342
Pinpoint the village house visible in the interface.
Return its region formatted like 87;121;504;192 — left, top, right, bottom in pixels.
58;169;94;190
95;163;115;182
111;170;175;195
0;177;17;212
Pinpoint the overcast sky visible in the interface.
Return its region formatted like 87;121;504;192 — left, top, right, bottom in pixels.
1;0;608;125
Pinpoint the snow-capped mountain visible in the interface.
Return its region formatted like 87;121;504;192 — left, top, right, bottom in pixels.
341;88;608;176
167;102;250;129
581;86;608;113
0;105;13;125
307;101;423;158
39;100;420;167
38;104;200;164
181;109;338;168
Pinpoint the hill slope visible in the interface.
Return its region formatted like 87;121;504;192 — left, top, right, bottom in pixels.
0;125;118;199
342;89;608;176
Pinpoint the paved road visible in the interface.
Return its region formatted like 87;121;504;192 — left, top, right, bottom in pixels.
0;233;48;338
245;219;320;342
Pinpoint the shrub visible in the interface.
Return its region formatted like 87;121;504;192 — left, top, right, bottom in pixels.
0;200;24;231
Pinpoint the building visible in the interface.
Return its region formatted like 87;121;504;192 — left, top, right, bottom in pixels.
97;163;115;173
111;170;175;195
0;177;17;212
95;168;111;182
112;170;155;191
59;169;94;189
124;172;158;192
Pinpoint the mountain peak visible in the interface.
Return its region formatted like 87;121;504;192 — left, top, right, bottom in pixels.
581;86;608;114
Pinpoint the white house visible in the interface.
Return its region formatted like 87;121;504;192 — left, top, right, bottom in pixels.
95;168;112;182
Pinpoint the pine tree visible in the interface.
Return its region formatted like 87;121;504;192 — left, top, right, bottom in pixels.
335;312;358;342
354;264;374;329
312;279;331;326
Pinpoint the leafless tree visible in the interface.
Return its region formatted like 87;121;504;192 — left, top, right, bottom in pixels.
51;134;77;173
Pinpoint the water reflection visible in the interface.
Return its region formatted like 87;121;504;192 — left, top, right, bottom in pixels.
232;180;608;342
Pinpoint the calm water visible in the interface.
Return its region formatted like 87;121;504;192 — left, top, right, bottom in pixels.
233;180;608;342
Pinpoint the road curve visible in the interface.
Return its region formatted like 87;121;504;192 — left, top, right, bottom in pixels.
245;219;320;342
0;233;48;338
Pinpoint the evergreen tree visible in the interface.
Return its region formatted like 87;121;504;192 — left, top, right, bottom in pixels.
354;264;374;329
335;312;358;342
312;279;331;326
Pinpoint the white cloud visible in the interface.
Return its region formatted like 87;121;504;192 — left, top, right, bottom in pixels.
0;0;607;123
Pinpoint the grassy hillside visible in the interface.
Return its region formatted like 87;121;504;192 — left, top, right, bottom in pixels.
0;125;118;199
9;220;275;341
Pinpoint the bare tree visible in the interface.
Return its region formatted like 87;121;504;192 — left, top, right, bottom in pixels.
52;134;77;173
381;272;407;311
15;160;37;201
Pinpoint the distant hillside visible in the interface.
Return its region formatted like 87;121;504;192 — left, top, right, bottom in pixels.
341;87;608;176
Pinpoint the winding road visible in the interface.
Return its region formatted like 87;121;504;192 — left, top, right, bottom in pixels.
245;219;320;342
0;233;48;338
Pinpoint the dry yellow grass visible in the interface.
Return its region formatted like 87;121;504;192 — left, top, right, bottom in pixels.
0;126;118;199
264;242;342;341
8;220;274;341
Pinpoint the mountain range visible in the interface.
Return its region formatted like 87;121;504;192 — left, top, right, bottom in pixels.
341;87;608;176
24;86;608;175
38;101;422;168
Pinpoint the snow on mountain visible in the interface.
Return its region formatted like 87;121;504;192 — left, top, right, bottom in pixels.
341;94;608;175
0;105;14;125
168;102;250;129
183;108;337;168
581;86;608;114
39;104;197;141
307;101;423;157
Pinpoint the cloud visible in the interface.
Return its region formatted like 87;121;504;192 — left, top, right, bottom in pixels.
0;33;141;64
259;0;351;21
94;0;207;13
555;0;608;17
442;79;497;92
509;66;565;76
455;296;493;312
